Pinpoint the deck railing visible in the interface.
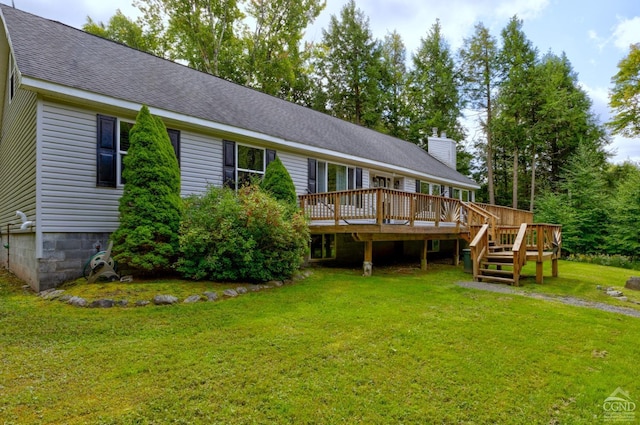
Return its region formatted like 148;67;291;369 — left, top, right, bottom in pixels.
473;202;534;225
300;188;467;227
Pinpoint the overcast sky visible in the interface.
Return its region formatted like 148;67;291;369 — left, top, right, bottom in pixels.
3;0;639;163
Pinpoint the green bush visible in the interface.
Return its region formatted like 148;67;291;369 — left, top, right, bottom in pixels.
177;185;309;282
566;254;640;271
111;106;182;273
260;156;297;211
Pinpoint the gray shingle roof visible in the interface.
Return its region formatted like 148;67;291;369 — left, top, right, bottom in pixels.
1;4;477;187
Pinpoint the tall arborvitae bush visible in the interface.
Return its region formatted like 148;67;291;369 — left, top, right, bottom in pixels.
177;185;309;282
260;156;297;211
111;106;182;273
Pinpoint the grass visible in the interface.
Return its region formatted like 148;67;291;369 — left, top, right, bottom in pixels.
1;261;639;424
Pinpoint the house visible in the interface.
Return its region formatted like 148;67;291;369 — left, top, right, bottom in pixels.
0;5;485;291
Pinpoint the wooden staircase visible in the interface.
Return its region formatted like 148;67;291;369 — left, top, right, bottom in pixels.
468;209;561;286
477;241;518;285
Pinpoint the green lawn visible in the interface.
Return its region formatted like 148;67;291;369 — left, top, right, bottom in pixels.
1;261;639;424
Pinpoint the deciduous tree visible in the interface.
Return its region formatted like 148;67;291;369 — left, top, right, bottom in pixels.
609;43;640;138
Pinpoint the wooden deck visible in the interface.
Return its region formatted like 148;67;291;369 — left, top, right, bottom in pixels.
299;188;559;282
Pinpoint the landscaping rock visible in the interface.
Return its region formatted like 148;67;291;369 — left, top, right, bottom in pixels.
617;296;629;302
135;300;150;307
68;296;88;307
236;287;248;294
40;289;65;300
90;299;115;308
223;289;238;298
273;281;284;287
625;277;640;291
596;285;602;291
117;300;129;307
301;270;313;278
59;294;72;302
606;290;624;298
184;295;202;304
204;291;218;301
283;279;293;286
153;295;179;305
250;285;261;292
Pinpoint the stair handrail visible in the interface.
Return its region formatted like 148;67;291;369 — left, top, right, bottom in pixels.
511;223;528;286
464;202;499;240
469;223;489;282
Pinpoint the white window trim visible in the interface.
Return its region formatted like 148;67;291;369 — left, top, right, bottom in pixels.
235;143;266;189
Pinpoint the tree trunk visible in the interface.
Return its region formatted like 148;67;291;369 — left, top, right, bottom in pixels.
486;81;495;205
529;146;536;212
512;147;518;209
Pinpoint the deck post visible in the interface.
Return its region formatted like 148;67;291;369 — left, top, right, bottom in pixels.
421;240;428;271
536;261;543;284
453;239;460;266
552;257;559;277
363;241;373;276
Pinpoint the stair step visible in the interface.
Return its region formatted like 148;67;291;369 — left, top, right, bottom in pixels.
484;254;513;264
479;268;514;276
478;275;515;284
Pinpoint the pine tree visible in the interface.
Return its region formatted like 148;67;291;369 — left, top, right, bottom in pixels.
407;19;465;144
111;106;182;273
317;0;383;127
459;22;499;204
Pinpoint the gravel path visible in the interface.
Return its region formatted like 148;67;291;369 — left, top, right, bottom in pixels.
457;281;640;318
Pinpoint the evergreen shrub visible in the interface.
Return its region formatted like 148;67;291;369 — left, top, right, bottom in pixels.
260;156;297;211
177;185;309;282
111;106;182;273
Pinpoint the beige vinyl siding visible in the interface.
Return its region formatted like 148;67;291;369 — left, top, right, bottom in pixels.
0;88;37;230
180;131;223;196
40;102;122;232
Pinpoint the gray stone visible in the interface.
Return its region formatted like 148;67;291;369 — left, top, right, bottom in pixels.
59;294;72;302
625;277;640;291
292;272;305;281
250;285;261;292
117;300;129;307
302;270;313;278
596;285;602;291
273;281;284;287
617;296;629;302
90;299;115;308
606;290;624;297
184;295;202;303
236;287;248;294
68;296;88;307
135;300;150;307
41;289;65;300
153;295;179;305
223;289;238;298
204;291;219;301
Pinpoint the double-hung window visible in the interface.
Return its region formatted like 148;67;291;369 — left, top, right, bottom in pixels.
222;140;275;189
96;114;180;187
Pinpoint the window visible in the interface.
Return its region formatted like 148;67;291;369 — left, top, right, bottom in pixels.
461;190;469;202
310;234;336;260
118;121;134;184
431;184;441;196
237;144;265;186
96;114;180;188
223;140;275;189
9;57;16;101
312;161;361;193
453;188;461;199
